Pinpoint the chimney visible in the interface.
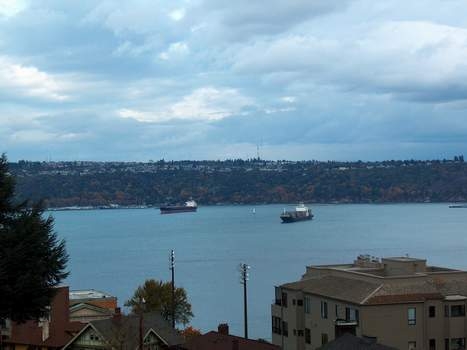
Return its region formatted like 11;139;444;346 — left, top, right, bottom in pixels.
218;323;229;335
113;307;122;321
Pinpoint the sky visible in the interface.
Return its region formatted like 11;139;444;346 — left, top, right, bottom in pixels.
1;0;467;161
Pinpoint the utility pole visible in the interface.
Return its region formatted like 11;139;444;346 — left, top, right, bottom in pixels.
138;297;145;350
170;249;175;329
239;263;250;339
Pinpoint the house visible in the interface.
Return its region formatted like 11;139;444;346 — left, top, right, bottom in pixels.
272;255;467;350
316;333;397;350
183;323;280;350
63;311;185;350
69;289;118;323
2;286;85;350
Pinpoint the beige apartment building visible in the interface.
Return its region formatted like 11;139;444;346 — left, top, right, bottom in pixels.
271;255;467;350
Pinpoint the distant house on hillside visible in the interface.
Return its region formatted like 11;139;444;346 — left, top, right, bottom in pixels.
2;286;85;350
182;323;280;350
63;311;185;350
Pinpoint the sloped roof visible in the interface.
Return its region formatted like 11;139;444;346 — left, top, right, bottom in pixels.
6;286;86;348
317;334;397;350
70;302;114;315
68;312;184;348
184;331;280;350
282;274;467;306
282;276;382;304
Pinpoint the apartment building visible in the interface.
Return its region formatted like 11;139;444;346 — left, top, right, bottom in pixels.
271;255;467;350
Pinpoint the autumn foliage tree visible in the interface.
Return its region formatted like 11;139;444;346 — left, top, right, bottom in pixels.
0;154;68;322
125;279;193;326
181;326;202;341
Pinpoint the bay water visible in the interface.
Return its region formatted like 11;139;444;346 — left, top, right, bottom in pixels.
51;203;467;340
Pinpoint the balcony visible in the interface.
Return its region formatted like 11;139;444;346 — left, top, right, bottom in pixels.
335;319;358;327
335;318;357;338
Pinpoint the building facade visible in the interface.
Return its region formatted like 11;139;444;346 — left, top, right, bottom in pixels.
272;256;467;350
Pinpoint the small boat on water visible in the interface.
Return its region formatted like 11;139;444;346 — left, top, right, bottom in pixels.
449;204;467;208
280;203;313;223
160;200;197;214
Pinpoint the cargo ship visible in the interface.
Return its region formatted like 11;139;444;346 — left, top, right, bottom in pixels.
160;200;197;214
280;203;313;223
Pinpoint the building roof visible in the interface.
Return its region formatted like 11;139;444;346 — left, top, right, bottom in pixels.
282;256;467;306
64;312;185;349
183;331;280;350
282;276;382;304
70;289;115;300
317;334;397;350
6;286;86;348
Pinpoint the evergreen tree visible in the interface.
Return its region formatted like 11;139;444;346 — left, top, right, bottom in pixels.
125;279;193;326
0;154;68;322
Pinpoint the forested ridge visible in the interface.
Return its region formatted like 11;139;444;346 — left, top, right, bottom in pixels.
9;157;467;207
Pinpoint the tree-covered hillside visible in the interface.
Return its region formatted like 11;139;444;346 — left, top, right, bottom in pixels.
9;158;467;207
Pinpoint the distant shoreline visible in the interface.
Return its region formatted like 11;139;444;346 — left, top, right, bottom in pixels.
47;204;154;211
44;201;466;212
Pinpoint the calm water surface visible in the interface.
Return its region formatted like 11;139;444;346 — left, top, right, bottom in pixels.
51;204;467;340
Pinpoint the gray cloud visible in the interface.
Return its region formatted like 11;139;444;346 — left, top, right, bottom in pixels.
2;0;467;161
195;0;352;39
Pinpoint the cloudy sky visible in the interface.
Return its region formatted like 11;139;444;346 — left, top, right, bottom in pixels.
1;0;467;161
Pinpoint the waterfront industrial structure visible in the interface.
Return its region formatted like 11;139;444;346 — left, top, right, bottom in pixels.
272;255;467;350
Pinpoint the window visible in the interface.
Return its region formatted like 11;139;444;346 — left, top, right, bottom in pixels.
282;293;288;308
272;316;281;334
408;307;416;325
346;307;359;322
282;321;288;337
335;304;339;318
321;333;328;345
429;306;436;318
408;341;416;350
450;338;466;350
305;328;311;344
297;330;304;337
275;287;281;305
445;339;449;350
297;299;303;306
450;305;465;317
304;296;311;314
429;339;436;350
321;301;328;319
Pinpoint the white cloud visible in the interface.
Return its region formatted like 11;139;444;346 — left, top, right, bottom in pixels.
281;96;296;103
169;8;185;22
0;56;70;101
158;41;189;60
118;86;254;122
0;0;27;18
